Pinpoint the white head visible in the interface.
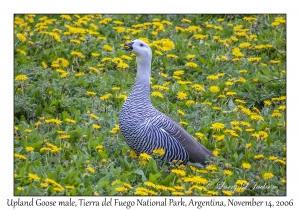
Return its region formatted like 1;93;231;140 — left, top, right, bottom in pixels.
124;39;152;84
124;39;152;59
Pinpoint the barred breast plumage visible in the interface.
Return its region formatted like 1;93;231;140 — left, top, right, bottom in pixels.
119;39;213;165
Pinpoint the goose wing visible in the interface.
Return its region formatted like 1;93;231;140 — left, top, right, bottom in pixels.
157;114;213;165
137;116;189;164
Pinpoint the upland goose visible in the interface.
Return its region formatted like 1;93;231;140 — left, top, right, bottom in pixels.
119;39;213;166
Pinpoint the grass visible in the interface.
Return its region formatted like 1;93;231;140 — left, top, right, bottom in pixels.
14;14;286;196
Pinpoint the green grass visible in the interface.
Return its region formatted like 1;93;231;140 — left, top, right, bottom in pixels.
14;14;286;196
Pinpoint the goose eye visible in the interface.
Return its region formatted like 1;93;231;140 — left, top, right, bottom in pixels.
140;43;144;46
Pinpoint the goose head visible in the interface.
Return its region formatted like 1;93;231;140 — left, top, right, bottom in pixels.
124;39;152;59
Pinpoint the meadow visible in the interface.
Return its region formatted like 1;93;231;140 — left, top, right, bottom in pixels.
14;14;286;196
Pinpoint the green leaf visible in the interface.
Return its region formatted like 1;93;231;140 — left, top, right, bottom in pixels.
160;173;175;186
120;157;130;171
74;109;81;121
198;56;206;64
134;169;147;182
233;152;239;160
97;175;109;189
148;158;158;173
149;172;162;183
35;105;42;117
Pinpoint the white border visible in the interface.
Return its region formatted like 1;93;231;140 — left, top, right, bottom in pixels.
1;0;299;209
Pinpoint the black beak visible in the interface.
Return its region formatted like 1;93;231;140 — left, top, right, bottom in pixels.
124;42;134;51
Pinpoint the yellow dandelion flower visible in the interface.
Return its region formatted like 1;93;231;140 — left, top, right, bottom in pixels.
96;145;103;151
110;124;120;134
59;135;70;139
232;47;244;57
140;153;152;160
117;62;129;69
152;85;169;91
263;172;274;180
87;167;95;173
118;94;127;100
75;72;84;77
212;134;225;141
123;183;132;189
185;62;198;68
93;124;101;129
112;87;120;91
71;51;85;59
65;118;76;123
278;105;286;110
177;92;188;100
65;185;75;190
171;169;186;176
151;91;163;98
90;113;98;119
186;100;195;105
209;86;220;93
40;183;49;188
243;16;257;22
103;44;113;52
89;67;100;73
236;179;248;185
177;109;185;115
211;122;225;131
182;18;191;23
100;93;112;101
70;39;81;44
180;121;188;126
15;74;28;81
17;33;27;42
61;14;72;20
167;54;178;59
25;146;34;152
152;148;165;156
207;75;219;81
212;150;219;156
242;163;251;169
155;50;163;55
270;60;281;64
245;129;254;134
101;57;111;62
222;190;234;196
250;115;264;121
41;61;48;69
172;191;184;196
135;190;148;196
144;181;156;188
173;70;185;76
223;170;233;176
226;91;236;96
230;121;240;126
130;151;138;158
87;91;96;96
53;187;64;192
28;173;40;181
115;187;128;193
239;42;251;48
236;187;245;193
254;154;264;159
206;165;217;171
192;84;205;91
272;111;282;117
178;81;192;85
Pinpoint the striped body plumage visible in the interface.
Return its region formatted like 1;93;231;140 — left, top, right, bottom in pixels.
119;39;213;166
119;82;189;164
